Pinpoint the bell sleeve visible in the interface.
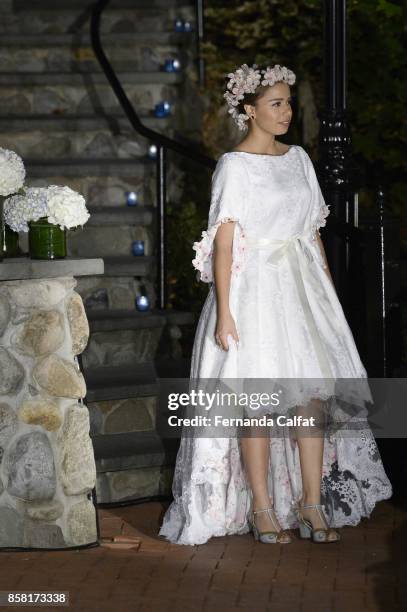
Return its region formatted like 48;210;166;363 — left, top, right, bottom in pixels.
303;148;331;241
192;154;249;284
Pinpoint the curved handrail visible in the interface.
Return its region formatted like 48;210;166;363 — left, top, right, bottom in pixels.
90;0;216;169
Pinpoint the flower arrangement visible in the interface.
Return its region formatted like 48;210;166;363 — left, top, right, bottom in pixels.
0;146;90;260
0;148;26;197
4;185;89;233
0;147;26;260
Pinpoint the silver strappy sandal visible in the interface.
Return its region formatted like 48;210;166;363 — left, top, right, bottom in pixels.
295;502;340;543
249;506;292;544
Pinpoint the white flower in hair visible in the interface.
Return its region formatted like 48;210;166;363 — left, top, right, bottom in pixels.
224;62;296;131
261;64;296;87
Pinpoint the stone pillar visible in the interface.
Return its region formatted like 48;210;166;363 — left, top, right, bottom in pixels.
0;258;103;548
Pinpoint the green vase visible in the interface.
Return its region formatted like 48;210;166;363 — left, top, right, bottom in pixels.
2;225;20;258
29;218;66;260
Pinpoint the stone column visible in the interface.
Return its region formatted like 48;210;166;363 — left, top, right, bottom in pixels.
0;258;103;548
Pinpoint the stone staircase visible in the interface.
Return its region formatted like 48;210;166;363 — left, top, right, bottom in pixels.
0;0;199;503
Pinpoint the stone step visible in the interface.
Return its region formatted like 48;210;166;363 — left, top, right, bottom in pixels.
0;126;172;160
88;310;165;333
86;308;194;332
0;114;171;132
85;363;158;402
81;308;195;369
0;34;188;74
84;359;191;403
103;256;154;277
27;166;153;209
67;224;153;258
86;359;192;439
92;431;178;468
95;454;176;503
1;7;195;36
95;464;174;503
0;71;182;85
0;111;181;159
26;158;152;177
87;206;153;227
0;72;182;116
76;275;154;311
0;31;189;47
82;298;193;364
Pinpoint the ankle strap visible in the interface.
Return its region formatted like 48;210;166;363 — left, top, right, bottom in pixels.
253;506;275;515
302;503;323;509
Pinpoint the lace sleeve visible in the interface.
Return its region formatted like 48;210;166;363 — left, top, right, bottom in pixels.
192;154;249;284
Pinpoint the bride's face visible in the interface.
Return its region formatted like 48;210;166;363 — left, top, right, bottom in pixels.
246;82;293;134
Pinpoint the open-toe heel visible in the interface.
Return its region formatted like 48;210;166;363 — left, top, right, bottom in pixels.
294;501;340;543
298;519;312;539
249;506;292;544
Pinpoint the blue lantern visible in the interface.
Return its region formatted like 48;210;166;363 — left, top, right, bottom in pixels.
183;21;192;32
164;58;181;73
126;191;138;206
132;240;145;256
136;294;150;311
154;101;171;118
174;19;184;32
148;144;158;159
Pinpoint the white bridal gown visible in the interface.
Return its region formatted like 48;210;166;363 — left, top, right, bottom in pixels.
159;145;392;545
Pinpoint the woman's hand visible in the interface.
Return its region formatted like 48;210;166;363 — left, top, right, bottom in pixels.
215;313;239;351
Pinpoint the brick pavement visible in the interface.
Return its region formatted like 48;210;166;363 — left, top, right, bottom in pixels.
0;500;406;612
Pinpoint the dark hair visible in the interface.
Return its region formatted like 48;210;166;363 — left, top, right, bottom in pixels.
223;65;269;117
236;87;268;116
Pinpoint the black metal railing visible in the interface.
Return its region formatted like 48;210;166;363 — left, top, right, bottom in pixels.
90;0;215;310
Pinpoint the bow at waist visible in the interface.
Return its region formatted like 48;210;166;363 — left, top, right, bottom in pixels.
245;232;315;268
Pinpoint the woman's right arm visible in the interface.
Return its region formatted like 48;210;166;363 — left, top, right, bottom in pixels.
213;221;240;351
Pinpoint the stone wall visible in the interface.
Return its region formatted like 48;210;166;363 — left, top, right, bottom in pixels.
0;276;97;548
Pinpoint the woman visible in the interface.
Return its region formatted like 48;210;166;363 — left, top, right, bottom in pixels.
159;63;392;545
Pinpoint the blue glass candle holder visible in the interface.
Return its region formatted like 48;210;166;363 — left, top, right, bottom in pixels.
183;21;192;32
148;144;158;159
164;58;181;72
132;240;145;256
174;19;184;32
136;295;150;311
126;191;138;206
154;101;171;118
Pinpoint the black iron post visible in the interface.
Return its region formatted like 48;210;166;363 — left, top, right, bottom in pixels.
156;145;167;310
196;0;206;88
319;0;360;317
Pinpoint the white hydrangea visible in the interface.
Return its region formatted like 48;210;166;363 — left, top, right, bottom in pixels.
3;187;48;232
3;185;90;232
46;185;90;230
0;148;26;196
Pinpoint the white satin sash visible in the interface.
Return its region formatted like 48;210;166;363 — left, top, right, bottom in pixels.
245;232;334;379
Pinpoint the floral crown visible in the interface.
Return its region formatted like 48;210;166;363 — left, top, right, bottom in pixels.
224;63;296;131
